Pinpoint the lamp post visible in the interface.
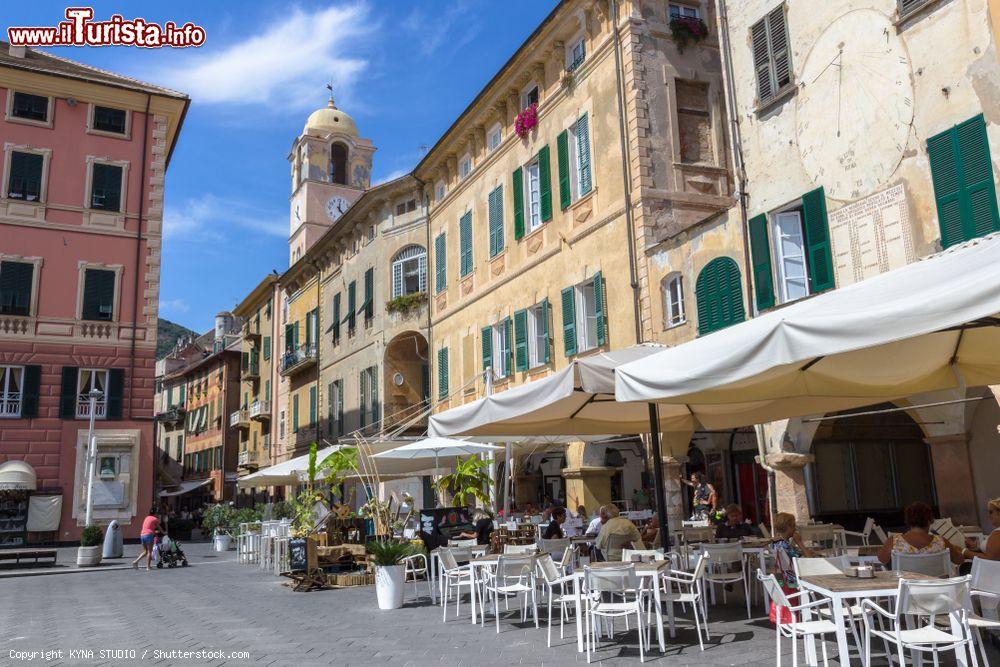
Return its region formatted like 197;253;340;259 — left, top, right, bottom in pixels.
83;389;104;527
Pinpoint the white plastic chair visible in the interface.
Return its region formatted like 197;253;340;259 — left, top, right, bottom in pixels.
758;572;838;667
539;537;570;557
536;553;584;647
872;524;889;545
553;544;575;572
843;518;876;547
402;552;432;601
969;558;1000;667
438;548;478;622
861;576;980;667
891;550;952;577
794;557;866;653
448;537;478;548
661;554;710;651
504;543;538;555
483;554;538;634
584;564;647;663
701;542;752;619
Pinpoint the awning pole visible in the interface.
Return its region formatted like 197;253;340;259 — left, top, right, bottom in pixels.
648;403;670;550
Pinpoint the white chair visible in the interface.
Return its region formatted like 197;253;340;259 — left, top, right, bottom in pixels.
539;537;570;557
969;558;1000;667
758;572;838;667
504;543;538;555
483;554;538;633
891;550;952;577
759;523;772;539
438;548;478;622
448;537;478;548
872;524;889;545
794;557;867;654
661;554;710;651
701;542;752;619
402;552;432;601
536;553;584;647
622;548;666;563
843;518;876;547
554;544;575;572
584;564;647;663
861;576;980;667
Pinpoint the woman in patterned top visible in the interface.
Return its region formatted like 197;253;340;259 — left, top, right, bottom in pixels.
771;512;813;589
876;501;964;567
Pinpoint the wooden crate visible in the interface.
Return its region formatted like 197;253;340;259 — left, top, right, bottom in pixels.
329;571;373;587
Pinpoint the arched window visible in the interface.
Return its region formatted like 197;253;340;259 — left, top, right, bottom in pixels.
391;245;427;298
660;272;685;329
695;257;745;335
329;143;348;185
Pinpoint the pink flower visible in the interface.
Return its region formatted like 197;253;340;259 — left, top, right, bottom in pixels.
515;103;538;138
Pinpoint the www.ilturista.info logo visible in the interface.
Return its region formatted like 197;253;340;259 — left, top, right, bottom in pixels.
7;7;206;48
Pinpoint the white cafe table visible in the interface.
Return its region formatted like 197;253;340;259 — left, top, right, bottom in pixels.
798;570;967;667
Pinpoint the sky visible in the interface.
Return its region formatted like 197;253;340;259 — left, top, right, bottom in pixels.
5;1;558;332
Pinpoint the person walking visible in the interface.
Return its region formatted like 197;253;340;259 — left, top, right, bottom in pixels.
680;472;717;521
132;506;161;570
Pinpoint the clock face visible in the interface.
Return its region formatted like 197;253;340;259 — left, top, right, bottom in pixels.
325;196;349;222
796;9;913;201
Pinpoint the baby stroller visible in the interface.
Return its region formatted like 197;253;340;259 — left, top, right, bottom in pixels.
153;532;188;568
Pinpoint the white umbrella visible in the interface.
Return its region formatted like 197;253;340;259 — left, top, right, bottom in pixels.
373;437;502;461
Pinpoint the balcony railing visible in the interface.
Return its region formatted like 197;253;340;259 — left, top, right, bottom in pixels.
280;343;318;376
0;392;21;418
229;409;250;428
238;449;260;468
249;399;270;421
76;399;107;420
155;404;186;425
241;361;260;381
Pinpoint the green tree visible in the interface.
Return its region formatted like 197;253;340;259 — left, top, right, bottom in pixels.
433;456;493;507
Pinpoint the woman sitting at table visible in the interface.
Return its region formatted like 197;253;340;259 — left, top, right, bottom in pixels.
716;504;755;541
542;507;567;539
640;513;659;548
961;497;1000;561
876;501;964;567
771;512;813;589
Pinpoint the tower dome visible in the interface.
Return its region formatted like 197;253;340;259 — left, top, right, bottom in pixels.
303;96;358;137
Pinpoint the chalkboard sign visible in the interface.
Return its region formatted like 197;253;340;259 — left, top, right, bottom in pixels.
288;537;308;572
419;507;473;539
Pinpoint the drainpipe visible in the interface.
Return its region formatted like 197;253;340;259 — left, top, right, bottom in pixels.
313;259;323;447
130;94;152;421
718;0;777;521
609;0;643;345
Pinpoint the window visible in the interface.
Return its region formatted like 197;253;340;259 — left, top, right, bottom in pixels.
0;261;33;316
514;301;550;371
328;379;344;437
928;115;999;248
435;180;446;202
330;143;348;185
76;369;110;419
395;199;416;216
0;366;24;418
695;257;746;335
7;152;43;201
661;273;686;328
434;233;447;294
459;212;473;277
561;272;607;356
459;153;472;180
487;186;504;258
11;92;48;122
391;245;427;298
487;123;502;152
346;281;357;332
90;163;123;212
437;347;449;400
292;394;299;433
359;366;379;428
81;268;116;321
670;4;701;19
521;83;539;110
558;115;593;210
482;319;512;380
367;225;376;242
176;435;183;461
308;386;317;427
513;147;551;239
748;187;834;310
92;106;127;134
279;410;285;439
525;160;542;230
750;5;792;107
362;268;374;322
676;81;713;165
898;0;931;19
567;36;586;71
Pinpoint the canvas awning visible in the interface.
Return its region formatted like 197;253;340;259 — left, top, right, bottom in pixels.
0;460;36;490
428;344;695;437
158;478;212;497
615;233;1000;426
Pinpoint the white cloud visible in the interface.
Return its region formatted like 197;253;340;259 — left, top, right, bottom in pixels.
164;194;286;242
403;2;479;57
148;4;372;110
160;298;190;314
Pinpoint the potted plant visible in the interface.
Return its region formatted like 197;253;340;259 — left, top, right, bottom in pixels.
514;103;539;139
77;525;103;567
202;503;236;551
669;16;709;52
366;539;415;610
433;456;493;507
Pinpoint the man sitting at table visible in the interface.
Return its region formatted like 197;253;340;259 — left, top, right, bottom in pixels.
586;506;606;536
595;505;643;562
543;506;567;539
716;504;756;541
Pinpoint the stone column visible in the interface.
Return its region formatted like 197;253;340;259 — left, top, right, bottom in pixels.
765;452;814;523
659;455;687;533
925;434;979;525
562;467;615;513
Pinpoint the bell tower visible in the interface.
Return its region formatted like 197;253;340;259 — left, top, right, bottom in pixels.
287;90;375;264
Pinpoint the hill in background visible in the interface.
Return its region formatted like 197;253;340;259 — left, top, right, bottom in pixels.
157;317;198;359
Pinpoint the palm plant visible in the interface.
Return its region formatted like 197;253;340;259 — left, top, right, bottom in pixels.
366;538;416;566
433;456;493;507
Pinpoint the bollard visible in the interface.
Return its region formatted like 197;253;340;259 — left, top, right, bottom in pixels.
102;520;123;558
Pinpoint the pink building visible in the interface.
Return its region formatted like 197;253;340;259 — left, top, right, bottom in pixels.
0;42;188;544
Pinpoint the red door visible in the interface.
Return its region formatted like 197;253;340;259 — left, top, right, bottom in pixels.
736;461;769;527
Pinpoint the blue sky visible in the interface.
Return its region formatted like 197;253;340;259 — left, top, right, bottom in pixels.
6;1;557;332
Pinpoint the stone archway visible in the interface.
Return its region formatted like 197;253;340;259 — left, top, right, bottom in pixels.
382;331;429;434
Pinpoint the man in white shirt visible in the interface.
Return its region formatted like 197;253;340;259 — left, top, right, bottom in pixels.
586;505;607;536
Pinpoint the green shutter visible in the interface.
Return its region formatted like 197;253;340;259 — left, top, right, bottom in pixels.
561;287;577;357
459;212;473;277
91;163;122;211
82;269;115;321
576;114;593;196
437;348;449;399
541;298;551;363
263;336;271;360
107;368;125;420
557;130;571;210
593;271;607;347
309;386;316;426
488;186;504;258
538;145;552;222
513;309;528;372
363;268;374;319
284;323;294;353
801;187;835;293
0;261;33;316
8;152;43;200
347;282;356;329
503;317;513;378
59;366;78;418
434;233;447;293
332;293;341;342
370;368;379;424
293;321;300;348
20;365;41;418
481;326;493;372
359;370;367;428
696;257;746;336
748;213;776;311
304;311;313;346
513;167;525;239
336;380;344;434
292;394;299;432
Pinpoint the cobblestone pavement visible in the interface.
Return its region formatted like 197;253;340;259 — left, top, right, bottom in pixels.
0;541;995;667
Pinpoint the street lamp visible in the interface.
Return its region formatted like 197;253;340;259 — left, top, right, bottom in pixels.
83;389;104;527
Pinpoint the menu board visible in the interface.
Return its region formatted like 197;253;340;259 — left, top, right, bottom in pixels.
288;537;308;572
0;494;29;548
419;507;473;538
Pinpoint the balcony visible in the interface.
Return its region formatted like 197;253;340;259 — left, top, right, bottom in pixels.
237;449;260;469
0;391;21;418
229;409;250;429
280;343;318;376
156;404;186;426
240;360;260;381
76;398;107;420
243;324;261;343
249;399;270;421
262;436;270;451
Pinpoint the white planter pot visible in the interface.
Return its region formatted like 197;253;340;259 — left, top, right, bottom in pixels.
374;565;405;610
213;534;232;552
77;545;103;567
